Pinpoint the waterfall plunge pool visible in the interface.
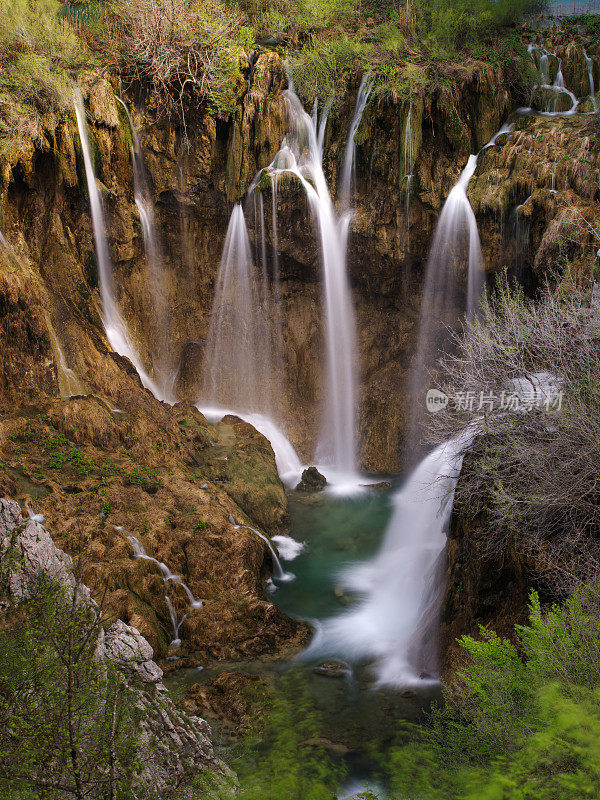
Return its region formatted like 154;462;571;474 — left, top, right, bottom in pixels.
164;485;442;796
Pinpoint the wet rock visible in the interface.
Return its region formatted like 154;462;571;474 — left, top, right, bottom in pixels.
363;480;392;491
0;498;79;600
301;737;351;755
531;86;575;113
313;661;349;678
296;466;327;493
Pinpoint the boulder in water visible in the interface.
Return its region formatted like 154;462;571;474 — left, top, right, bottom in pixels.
295;466;327;493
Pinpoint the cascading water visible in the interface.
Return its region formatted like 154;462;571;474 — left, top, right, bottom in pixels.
117;98;173;399
119;526;202;646
250;86;361;473
227;514;294;582
304;428;475;686
528;43;579;116
74;91;166;401
339;73;372;210
402;99;415;219
201;205;275;414
44;313;86;397
407;122;512;452
584;48;597;111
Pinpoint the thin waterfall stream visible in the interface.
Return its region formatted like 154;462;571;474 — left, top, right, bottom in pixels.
116;98;173;400
74;90;167;401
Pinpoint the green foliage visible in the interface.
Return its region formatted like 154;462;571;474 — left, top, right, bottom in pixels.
228;671;346;799
417;0;546;56
0;0;87;152
249;0;358;38
290;36;370;107
382;587;600;799
0;575;140;798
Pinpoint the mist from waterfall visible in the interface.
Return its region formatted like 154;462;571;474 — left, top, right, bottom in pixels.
74;90;166;401
117;98;173;400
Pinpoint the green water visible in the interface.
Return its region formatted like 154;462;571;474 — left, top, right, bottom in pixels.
166;486;441;793
274;490;394;621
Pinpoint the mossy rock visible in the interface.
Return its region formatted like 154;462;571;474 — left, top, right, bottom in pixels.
532;87;575;114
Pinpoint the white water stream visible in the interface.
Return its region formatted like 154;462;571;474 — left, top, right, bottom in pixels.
119;526;202;646
116;98;173;400
74;91;168;401
304;428;475;686
339;73;372;210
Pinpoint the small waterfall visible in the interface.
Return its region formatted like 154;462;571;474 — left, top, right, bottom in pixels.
584;49;597;111
201;205;275;413
407;122;511;451
117;98;172;399
527;44;578;116
403;100;415;219
74;91;166;400
119;526;202;646
227;514;294;582
339;73;372;210
44;313;86;397
304;429;475;686
270;174;285;381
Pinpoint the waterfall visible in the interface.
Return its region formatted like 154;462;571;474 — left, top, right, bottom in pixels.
251;86;360;472
44;313;86;397
74;91;166;401
270;174;285;382
407;122;512;450
119;527;202;646
403;99;415;219
527;44;579;116
584;48;597;111
303;428;475;686
227;514;294;582
116;98;172;399
339;73;372;210
201;205;275;414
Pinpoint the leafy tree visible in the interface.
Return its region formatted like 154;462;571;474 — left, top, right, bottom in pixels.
0;574;140;799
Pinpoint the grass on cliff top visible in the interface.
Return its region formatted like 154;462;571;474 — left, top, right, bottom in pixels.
0;0;90;155
0;0;543;152
283;0;542;108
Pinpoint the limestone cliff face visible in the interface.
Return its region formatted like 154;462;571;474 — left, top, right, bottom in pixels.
3;36;595;474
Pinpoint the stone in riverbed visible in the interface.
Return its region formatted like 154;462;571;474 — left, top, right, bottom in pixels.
313;661;349;678
295;466;327;493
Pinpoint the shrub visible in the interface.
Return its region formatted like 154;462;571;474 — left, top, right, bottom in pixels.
383;587;600;800
290;36;370;107
428;277;600;591
417;0;547;55
108;0;245;123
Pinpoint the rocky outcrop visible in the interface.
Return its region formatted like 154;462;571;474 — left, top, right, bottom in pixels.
295;466;327;493
0;396;305;660
0;498;231;795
